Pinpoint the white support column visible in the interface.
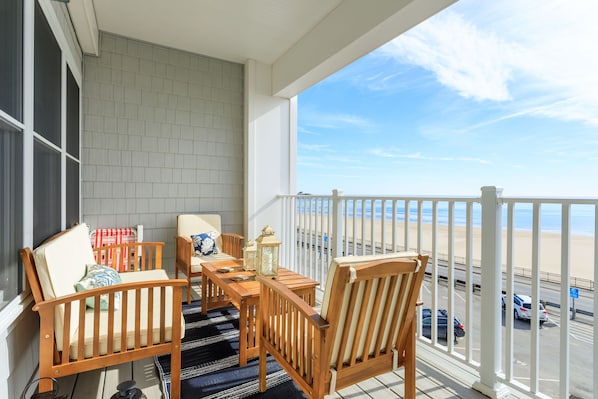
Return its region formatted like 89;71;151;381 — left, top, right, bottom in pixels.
331;189;343;259
244;59;295;241
473;186;510;398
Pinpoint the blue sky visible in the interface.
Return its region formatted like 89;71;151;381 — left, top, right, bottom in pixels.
297;0;598;197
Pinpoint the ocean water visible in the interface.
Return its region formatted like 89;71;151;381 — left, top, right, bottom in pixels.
296;200;597;237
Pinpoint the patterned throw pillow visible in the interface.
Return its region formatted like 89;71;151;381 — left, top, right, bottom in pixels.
74;264;122;310
191;231;219;256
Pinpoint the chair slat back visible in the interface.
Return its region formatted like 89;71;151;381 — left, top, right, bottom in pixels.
321;253;426;370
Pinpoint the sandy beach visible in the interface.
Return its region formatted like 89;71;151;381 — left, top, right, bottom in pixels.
296;215;595;283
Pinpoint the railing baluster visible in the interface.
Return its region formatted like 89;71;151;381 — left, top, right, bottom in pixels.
531;203;541;393
370;198;376;255
332;189;343;259
465;201;474;363
447;201;455;350
404;199;411;252
392;200;398;252
505;203;515;380
431;200;438;343
352;200;357;255
560;203;571;399
381;199;387;254
417;200;423;254
361;199;367;255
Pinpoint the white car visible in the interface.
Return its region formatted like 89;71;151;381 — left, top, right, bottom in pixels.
502;293;548;324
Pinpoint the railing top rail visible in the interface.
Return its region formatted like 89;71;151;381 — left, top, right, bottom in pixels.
281;192;598;206
278;194;333;199
280;193;481;202
501;197;598;205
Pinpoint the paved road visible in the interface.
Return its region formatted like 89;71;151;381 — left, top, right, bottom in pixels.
419;277;593;399
428;261;594;315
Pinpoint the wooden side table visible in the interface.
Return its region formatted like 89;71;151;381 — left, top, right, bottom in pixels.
201;259;319;365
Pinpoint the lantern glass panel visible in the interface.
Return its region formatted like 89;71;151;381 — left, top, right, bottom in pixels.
258;246;279;276
243;242;257;271
255;225;281;277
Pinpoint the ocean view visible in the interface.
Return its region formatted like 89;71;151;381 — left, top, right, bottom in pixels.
299;200;597;237
294;197;597;283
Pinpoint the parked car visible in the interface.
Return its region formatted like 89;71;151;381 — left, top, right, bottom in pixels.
502;293;548;324
421;308;466;343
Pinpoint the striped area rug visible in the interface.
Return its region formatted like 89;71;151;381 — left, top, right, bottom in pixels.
154;301;307;399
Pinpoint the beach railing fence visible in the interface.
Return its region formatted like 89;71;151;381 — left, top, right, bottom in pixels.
279;187;598;399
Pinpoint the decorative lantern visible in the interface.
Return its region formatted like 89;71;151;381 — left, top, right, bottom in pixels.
255;225;281;277
242;241;257;271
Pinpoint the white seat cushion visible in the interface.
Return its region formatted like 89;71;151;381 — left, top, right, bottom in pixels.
70;269;185;359
32;223;96;350
32;223;95;300
190;253;236;273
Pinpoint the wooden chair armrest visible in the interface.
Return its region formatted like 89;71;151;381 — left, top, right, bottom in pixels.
175;235;193;265
257;276;329;330
93;242;164;272
221;233;244;258
258;276;328;394
33;279;188;311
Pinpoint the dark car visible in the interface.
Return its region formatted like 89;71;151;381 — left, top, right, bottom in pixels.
421;308;466;343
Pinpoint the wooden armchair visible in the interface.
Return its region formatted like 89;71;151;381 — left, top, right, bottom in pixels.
175;214;243;303
258;252;428;399
21;224;186;399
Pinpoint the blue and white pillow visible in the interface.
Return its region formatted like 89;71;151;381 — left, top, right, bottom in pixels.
191;231;218;256
74;264;122;310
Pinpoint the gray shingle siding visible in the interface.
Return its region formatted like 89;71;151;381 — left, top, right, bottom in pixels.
82;32;244;270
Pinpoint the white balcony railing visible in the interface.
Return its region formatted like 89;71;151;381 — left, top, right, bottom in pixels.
278;187;597;399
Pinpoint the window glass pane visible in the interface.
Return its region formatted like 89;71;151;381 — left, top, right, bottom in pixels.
34;140;61;247
34;2;61;146
66;158;79;227
66;66;79;158
0;0;23;121
0;121;23;310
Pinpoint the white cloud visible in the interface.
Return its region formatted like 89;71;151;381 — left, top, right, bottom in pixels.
378;0;598;126
301;109;375;130
297;126;320;136
381;10;514;102
368;148;399;158
298;152;366;170
399;152;491;165
298;143;331;152
367;147;490;164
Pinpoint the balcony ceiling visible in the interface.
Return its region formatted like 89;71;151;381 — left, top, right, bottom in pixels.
68;0;456;96
90;0;342;65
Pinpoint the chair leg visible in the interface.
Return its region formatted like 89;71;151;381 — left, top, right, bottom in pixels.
187;277;192;304
404;320;416;399
170;346;181;399
259;343;267;392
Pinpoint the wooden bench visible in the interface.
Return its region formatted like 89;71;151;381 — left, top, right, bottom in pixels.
21;224;186;399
